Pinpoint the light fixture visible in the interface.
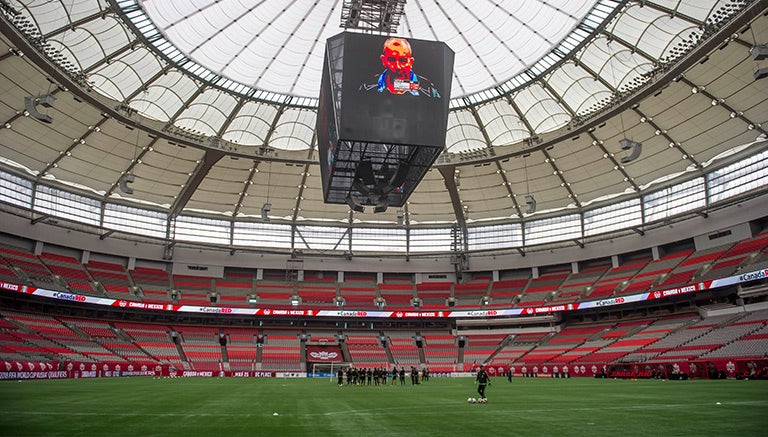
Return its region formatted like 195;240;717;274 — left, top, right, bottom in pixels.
334;295;346;308
410;297;422;309
290;294;301;306
446;297;456;308
246;293;259;307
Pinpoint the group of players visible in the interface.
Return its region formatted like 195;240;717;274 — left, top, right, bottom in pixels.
336;366;431;387
335;365;493;403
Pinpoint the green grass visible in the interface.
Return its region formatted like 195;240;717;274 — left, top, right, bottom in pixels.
0;376;766;436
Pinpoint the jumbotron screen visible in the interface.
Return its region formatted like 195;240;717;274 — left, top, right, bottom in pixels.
317;32;454;208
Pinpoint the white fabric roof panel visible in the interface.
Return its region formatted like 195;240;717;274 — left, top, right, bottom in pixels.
0;0;764;243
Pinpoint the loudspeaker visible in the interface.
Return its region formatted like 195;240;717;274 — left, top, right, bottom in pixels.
373;195;389;213
346;195;364;212
750;44;767;61
118;173;135;195
524;194;536;214
354;160;376;185
24;95;54;123
261;202;271;221
619;138;642;163
388;160;410;189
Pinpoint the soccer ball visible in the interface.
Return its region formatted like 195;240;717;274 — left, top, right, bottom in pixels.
467;397;477;403
478;398;487;403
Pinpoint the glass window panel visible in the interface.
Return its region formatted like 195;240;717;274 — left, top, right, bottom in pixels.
525;214;582;246
174;215;231;245
708;150;768;203
468;223;522;251
296;225;347;251
351;228;407;253
34;185;101;226
233;221;292;249
643;177;706;223
103;204;167;239
584;199;642;237
0;170;33;208
409;228;453;253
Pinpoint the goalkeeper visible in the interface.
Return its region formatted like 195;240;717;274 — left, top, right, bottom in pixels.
475;365;491;401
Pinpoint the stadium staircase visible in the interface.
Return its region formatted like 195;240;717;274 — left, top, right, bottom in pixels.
382;335;395;364
173;335;188;364
338;339;352;362
416;333;426;364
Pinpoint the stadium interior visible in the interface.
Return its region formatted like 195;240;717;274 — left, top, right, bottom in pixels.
0;0;767;381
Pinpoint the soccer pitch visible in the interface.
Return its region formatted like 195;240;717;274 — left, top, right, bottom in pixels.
1;376;766;436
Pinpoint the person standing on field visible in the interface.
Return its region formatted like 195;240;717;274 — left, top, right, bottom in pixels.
475;365;491;402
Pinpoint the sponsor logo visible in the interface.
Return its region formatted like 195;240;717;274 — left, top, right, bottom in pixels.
52;292;86;302
266;309;306;316
0;282;20;291
653;291;662;299
595;297;625;307
198;307;233;314
403;312;436;317
118;300;127;307
738;270;767;282
126;302;165;310
339;311;367;317
183;371;213;377
534;305;566;313
263;309;271;315
395;312;404;318
661;285;696;297
309;351;339;360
